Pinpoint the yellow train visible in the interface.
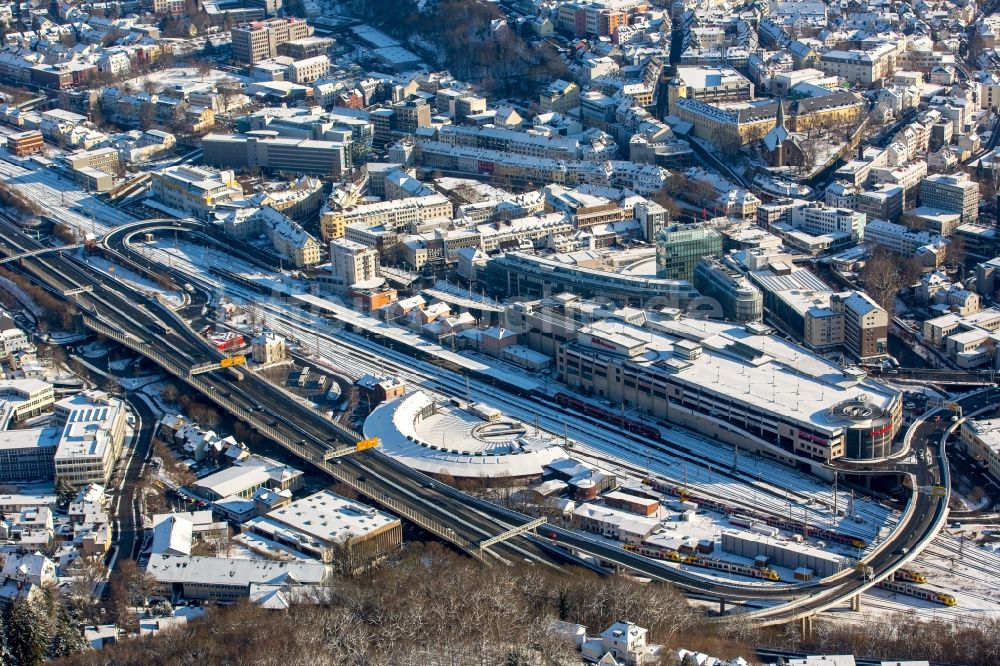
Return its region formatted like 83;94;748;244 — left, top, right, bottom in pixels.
877;579;956;606
635;544;780;581
894;568;928;584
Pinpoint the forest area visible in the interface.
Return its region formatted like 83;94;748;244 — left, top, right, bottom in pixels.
345;0;568;98
50;545;1000;666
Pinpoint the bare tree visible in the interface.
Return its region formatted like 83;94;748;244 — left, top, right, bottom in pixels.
860;248;905;312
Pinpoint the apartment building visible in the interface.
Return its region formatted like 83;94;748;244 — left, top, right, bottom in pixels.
540;79;581;114
818;45;896;86
151;165;243;220
221;206;321;268
437;125;586;161
52;390;127;487
153;0;185;14
863;219;942;260
231;19;312;64
919;173;980;224
319;194;453;241
328;238;380;292
406;140;668;196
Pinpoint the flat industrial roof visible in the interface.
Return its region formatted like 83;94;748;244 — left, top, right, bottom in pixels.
573;316;898;435
264;490;398;545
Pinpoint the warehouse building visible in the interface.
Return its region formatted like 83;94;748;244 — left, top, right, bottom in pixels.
721;529;846;577
244;490;402;569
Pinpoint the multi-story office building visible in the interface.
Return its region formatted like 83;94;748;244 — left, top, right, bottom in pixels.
0;429;60;483
372;100;432;144
151;166;243;221
485;252;699;308
287;55;330;84
202;133;348;178
901;206;961;235
0;317;31;358
0;379;55;424
8;131;43;156
147;554;327;602
52;390;127;487
668;66;754;112
693;257;763;323
919;173;980;224
231;18;312;64
856;184;903;224
64;147;120;175
789;203;867;242
654;223;723;281
961;418;1000;482
750;265;888;361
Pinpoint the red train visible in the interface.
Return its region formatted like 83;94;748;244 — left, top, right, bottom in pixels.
553;393;662;441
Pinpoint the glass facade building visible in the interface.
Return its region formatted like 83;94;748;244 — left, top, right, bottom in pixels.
655;223;723;281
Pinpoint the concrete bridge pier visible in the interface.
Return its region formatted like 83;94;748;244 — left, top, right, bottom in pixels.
799;615;814;639
719;598;726;615
850;594;861;612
